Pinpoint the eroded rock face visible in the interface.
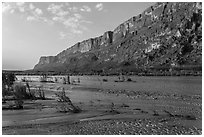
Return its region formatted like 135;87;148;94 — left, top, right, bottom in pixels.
36;56;56;65
34;2;202;74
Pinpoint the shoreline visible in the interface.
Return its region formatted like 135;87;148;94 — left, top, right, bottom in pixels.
2;76;202;135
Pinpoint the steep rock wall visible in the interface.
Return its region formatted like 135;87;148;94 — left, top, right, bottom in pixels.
34;2;202;74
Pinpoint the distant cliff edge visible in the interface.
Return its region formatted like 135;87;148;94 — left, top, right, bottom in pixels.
34;2;202;75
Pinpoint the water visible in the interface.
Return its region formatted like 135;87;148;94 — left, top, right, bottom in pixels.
72;76;202;95
16;75;202;95
4;75;202;128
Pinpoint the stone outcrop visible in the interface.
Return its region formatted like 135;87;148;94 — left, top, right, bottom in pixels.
37;56;57;66
34;2;202;74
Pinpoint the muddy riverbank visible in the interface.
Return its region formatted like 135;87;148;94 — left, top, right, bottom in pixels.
2;76;202;135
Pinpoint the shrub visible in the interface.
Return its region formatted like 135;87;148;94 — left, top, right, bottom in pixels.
102;79;108;82
14;100;24;109
2;72;16;98
14;84;29;99
26;82;36;100
127;78;132;81
108;102;120;114
120;103;129;108
2;84;8;98
13;84;28;109
62;77;66;84
153;110;159;116
2;84;7;103
2;73;15;88
37;86;45;100
110;102;115;111
14;84;35;100
55;88;81;113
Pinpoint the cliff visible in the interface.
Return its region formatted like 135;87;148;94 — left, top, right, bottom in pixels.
34;2;202;74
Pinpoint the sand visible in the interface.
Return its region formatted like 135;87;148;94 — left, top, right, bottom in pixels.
2;76;202;135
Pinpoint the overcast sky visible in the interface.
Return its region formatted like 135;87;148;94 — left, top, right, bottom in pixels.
2;2;155;70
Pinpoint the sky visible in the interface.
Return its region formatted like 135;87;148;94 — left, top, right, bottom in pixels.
2;2;155;70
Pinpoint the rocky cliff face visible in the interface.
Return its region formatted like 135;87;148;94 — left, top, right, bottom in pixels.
34;2;202;74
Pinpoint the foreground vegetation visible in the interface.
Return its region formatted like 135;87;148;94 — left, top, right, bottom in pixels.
2;72;201;135
2;72;81;113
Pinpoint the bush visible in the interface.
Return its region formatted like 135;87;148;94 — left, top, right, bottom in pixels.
14;84;35;100
37;86;45;100
108;102;120;114
2;73;15;88
14;100;24;109
2;72;16;98
102;79;108;82
26;82;36;100
120;103;129;107
127;78;132;81
14;84;29;99
13;84;29;109
55;88;81;113
2;84;9;98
